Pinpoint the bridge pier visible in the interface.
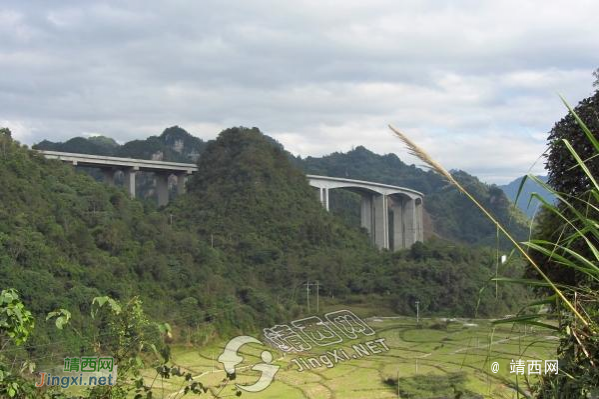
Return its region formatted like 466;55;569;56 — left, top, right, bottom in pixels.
372;194;389;250
390;196;404;250
176;173;189;195
124;167;138;198
101;168;116;186
318;188;330;211
360;193;394;250
360;195;373;235
156;173;170;207
415;198;424;244
402;197;425;247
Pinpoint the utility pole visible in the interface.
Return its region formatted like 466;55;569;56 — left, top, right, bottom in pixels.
304;281;322;313
304;281;311;313
314;281;321;313
415;301;420;325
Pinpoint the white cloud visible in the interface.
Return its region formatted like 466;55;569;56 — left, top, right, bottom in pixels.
0;0;598;183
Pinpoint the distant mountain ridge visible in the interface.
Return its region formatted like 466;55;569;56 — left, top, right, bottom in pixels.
499;175;556;218
35;125;206;162
295;146;529;247
34;128;530;248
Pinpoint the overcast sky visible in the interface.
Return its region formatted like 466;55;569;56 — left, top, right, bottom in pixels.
2;1;598;183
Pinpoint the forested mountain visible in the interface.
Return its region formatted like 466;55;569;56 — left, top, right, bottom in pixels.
34;135;119;155
34;130;529;247
34;125;206;162
1;127;527;357
296;146;530;247
35;126;207;201
499;175;556;218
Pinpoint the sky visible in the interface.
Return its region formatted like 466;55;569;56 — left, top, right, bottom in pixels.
1;1;598;184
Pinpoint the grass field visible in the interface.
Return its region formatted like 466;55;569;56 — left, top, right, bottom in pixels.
141;313;558;399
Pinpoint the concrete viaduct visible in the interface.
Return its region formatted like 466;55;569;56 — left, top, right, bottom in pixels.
309;175;424;251
39;150;424;250
39;150;195;207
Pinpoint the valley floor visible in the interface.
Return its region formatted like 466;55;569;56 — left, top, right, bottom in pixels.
141;314;557;399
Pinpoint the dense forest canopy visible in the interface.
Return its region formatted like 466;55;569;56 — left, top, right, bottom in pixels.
0;125;530;398
36;128;530;248
2;127;527;342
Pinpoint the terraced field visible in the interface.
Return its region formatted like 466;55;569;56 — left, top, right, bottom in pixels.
142;316;558;398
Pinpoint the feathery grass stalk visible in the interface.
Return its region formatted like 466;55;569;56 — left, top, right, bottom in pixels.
388;124;590;327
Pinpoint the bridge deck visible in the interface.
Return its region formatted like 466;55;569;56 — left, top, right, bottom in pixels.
38;150;198;173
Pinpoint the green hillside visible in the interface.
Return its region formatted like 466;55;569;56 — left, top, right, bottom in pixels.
1;132;239;352
34;125;205;162
34;132;529;247
0;127;533;399
296;146;530;247
2;128;526;337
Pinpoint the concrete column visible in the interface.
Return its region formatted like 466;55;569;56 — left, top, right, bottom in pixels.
318;187;330;211
123;167;138;198
403;198;418;247
156;173;170;207
415;198;424;242
373;194;389;250
390;196;405;251
176;173;188;195
360;194;374;237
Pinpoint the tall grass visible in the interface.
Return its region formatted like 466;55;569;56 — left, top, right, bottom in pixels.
389;100;598;397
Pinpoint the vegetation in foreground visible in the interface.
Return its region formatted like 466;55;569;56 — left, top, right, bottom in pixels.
389;83;599;397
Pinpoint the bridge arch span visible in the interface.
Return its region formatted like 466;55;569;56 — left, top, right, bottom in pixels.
307;175;424;251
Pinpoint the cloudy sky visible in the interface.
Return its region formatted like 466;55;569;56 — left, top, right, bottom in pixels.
2;1;598;183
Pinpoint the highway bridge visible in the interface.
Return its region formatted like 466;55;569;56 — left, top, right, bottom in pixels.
39;150;424;250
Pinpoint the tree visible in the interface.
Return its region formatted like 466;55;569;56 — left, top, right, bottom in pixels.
546;89;599;197
526;77;599;397
531;75;599;287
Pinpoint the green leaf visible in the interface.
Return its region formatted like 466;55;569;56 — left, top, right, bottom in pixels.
560;94;599;152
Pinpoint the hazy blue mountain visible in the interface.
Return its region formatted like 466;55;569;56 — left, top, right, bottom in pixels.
499;175;556;218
